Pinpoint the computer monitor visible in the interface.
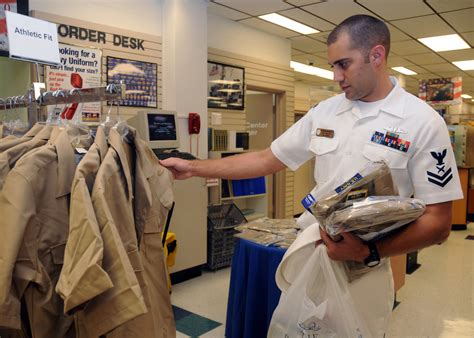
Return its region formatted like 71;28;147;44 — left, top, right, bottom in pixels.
128;110;180;149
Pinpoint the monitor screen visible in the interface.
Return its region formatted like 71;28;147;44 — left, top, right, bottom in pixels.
147;113;177;141
127;110;180;149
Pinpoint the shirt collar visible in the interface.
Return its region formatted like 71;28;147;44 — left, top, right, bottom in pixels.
335;76;406;119
54;130;76;197
95;126;108;162
23;123;44;138
108;127;134;201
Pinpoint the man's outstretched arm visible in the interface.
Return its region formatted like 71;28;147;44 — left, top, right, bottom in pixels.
159;147;287;180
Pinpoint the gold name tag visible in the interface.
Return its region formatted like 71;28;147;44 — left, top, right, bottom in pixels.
315;128;334;138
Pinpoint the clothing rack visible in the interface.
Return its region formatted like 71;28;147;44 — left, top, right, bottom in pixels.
0;84;126;126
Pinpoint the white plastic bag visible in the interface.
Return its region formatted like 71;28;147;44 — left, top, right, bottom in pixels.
268;245;371;338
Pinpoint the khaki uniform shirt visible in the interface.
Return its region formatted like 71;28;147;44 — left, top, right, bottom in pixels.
107;129;175;338
57;127;148;338
75;128;147;337
0;123;44;152
0;125;52;190
0;130;76;338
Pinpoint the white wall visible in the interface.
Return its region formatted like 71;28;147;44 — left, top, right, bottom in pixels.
30;0;162;35
208;13;291;67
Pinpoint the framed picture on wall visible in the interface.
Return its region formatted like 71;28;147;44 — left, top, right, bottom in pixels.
419;77;462;106
106;56;158;108
0;0;29;57
208;61;245;110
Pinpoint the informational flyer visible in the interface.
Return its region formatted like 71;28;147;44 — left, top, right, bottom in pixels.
0;0;18;52
46;43;102;123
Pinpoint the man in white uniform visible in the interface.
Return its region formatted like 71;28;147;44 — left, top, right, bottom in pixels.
161;15;463;336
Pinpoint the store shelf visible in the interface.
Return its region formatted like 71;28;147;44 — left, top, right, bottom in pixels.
221;193;266;201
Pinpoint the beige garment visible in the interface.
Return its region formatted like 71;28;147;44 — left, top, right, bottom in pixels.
0;125;52;190
0;130;76;338
76;127;147;337
0;123;44;152
81;127;174;338
108;133;175;338
57;126;147;338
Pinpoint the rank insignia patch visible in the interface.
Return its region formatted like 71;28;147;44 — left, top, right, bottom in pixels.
427;149;453;187
371;130;410;152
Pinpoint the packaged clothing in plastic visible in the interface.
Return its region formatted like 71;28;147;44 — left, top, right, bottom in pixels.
326;196;426;241
302;161;397;231
268;244;371;338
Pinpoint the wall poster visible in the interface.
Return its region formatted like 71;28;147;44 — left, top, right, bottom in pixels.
106;56;157;107
0;0;29;57
45;43;102;123
208;61;245;110
419;77;462;106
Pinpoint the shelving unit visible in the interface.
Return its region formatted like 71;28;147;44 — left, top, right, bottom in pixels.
209;150;269;221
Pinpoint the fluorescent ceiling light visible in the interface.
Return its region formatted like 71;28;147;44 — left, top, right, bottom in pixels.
418;34;469;52
391;67;417;75
259;13;319;35
452;60;474;71
290;61;333;80
461;94;472;99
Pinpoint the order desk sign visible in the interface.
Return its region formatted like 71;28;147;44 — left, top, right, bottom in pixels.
5;11;60;66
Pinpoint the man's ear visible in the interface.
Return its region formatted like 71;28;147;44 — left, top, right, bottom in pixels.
370;45;386;66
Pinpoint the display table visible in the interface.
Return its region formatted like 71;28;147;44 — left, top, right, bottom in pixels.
225;239;286;338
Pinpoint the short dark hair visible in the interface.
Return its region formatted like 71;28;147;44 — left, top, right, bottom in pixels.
327;15;391;60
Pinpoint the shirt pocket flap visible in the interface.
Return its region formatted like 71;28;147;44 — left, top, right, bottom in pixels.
309;137;339;155
363;143;409;169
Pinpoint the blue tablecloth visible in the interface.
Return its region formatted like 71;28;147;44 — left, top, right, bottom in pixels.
225;239;286;338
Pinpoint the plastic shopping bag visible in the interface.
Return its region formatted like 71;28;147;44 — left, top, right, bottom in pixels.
268;245;371;338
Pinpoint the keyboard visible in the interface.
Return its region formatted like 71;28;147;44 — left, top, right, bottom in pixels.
154;150;197;160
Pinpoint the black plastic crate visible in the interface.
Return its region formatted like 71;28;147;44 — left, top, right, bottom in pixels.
207;203;246;270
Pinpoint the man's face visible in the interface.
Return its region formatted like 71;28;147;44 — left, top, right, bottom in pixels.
328;32;377;101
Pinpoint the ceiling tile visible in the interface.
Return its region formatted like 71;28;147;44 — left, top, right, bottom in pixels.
292;48;308;56
461;31;474;46
292;53;328;66
434;71;469;78
440;8;474;33
208;2;250;20
387;56;414;67
390;15;454;38
404;52;446;65
439;48;474;62
302;1;373;25
388;24;412;42
290;36;328;53
278;8;335;31
357;0;433;20
466;70;474;76
423;63;460;72
239;18;300;38
425;0;474;13
214;0;293;16
286;0;323;6
407;65;435;74
391;40;431;55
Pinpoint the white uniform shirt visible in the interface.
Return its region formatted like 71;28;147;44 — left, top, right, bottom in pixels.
272;77;463;205
270;77;463;337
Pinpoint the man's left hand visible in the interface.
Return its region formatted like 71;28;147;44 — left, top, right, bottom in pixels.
319;229;370;262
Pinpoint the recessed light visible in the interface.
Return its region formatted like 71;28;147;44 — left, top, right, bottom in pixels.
418;34;469;52
391;67;417;75
461;94;472;99
259;13;319;35
452;60;474;71
290;61;333;80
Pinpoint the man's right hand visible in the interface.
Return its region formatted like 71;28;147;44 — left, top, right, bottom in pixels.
159;158;195;180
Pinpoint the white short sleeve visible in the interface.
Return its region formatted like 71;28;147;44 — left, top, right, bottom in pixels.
408;115;463;204
271;107;316;171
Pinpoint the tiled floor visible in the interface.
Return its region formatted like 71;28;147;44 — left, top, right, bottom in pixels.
171;226;474;337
